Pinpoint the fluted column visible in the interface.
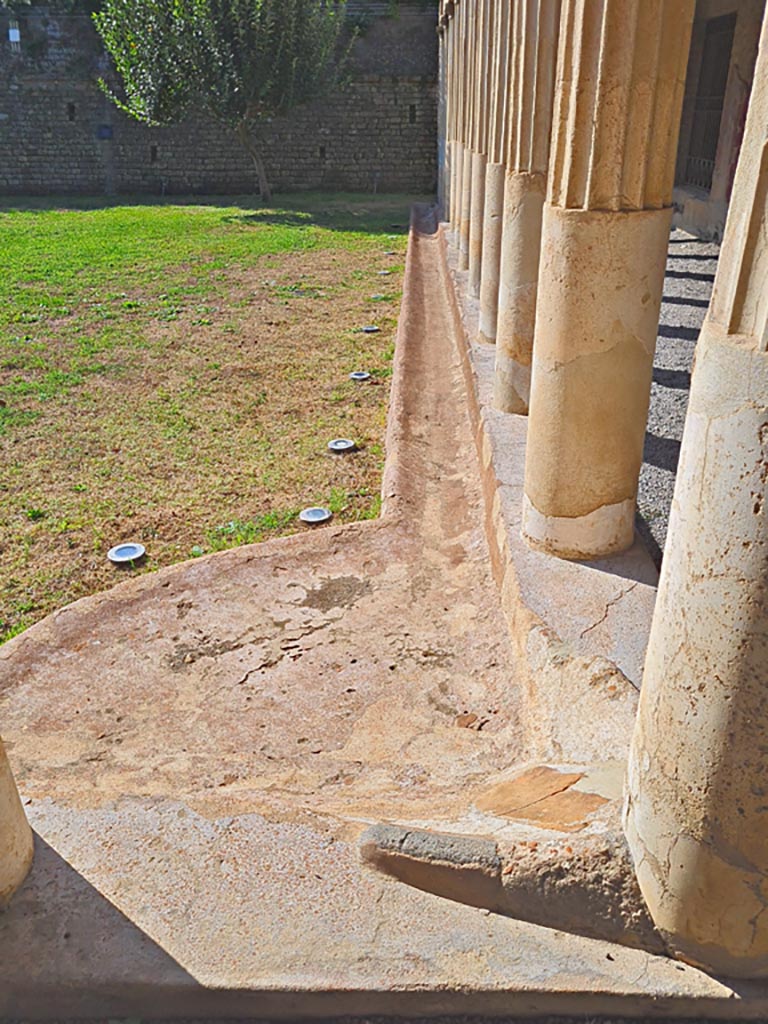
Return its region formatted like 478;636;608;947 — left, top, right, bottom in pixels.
447;2;464;234
437;5;448;215
468;0;492;296
477;0;512;343
522;0;694;559
0;738;33;908
624;10;768;978
458;0;474;269
492;0;561;405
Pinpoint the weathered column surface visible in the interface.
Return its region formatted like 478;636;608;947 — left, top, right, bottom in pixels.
468;0;492;297
0;738;33;908
477;0;511;343
447;2;464;234
625;13;768;978
522;0;694;559
437;10;449;218
458;0;474;271
459;146;473;270
493;0;560;406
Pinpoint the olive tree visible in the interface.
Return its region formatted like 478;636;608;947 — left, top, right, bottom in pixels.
93;0;348;201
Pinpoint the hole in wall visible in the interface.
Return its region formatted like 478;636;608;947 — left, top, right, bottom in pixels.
150;144;158;164
319;145;326;160
409;104;417;124
67;102;76;122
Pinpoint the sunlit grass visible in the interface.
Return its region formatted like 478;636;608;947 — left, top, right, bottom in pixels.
0;192;419;642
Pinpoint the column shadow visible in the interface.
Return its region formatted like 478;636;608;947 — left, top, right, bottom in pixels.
644;432;682;473
0;834;200;1018
653;367;691;390
662;294;710;308
664;269;716;282
657;324;700;342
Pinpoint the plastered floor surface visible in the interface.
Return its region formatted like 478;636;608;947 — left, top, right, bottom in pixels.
1;210;767;1019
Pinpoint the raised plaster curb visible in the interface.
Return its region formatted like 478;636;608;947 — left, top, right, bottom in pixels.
360;821;667;956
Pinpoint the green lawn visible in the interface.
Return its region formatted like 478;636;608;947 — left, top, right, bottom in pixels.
0;192;420;642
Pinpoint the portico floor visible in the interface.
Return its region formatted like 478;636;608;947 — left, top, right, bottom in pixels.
1;209;766;1019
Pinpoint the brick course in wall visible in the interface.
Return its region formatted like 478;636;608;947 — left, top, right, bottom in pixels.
0;5;438;196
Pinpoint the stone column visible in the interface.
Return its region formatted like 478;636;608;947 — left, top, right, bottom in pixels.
447;2;464;234
708;0;763;211
492;0;561;405
437;7;449;216
477;0;511;343
0;738;33;908
521;0;694;559
458;0;474;270
624;11;768;978
468;0;491;296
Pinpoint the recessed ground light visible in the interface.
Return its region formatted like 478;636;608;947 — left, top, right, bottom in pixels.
299;507;333;525
107;542;146;565
370;294;386;300
360;325;380;333
384;250;396;256
328;438;357;454
377;270;392;276
349;371;371;381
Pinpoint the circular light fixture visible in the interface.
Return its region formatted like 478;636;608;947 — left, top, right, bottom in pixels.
328;438;357;454
360;325;380;334
299;507;333;525
349;371;371;382
107;542;146;565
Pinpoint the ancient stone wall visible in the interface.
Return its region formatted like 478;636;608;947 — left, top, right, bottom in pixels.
0;4;438;196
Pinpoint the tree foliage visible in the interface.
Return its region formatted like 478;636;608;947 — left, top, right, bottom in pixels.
93;0;348;200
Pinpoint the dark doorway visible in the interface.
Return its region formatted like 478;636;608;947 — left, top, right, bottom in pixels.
684;12;737;191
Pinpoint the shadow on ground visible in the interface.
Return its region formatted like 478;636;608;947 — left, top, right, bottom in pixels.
0;192;431;235
637;229;720;568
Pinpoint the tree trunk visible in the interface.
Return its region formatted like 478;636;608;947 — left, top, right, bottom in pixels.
237;121;272;203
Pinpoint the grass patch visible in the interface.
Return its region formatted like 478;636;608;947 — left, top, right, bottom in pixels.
0;192;423;643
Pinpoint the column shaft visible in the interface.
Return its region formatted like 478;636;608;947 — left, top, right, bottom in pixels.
493;0;560;408
522;0;694;559
448;2;464;232
468;0;491;296
625;10;768;977
458;0;474;270
438;16;448;214
0;738;33;908
478;0;512;343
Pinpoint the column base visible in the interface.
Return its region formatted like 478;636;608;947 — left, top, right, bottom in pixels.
0;740;34;909
478;161;505;343
493;171;546;414
458;147;473;271
493;349;531;414
449;140;464;231
468;151;487;297
521;493;635;561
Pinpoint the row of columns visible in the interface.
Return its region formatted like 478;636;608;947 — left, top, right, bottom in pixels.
443;0;695;561
440;0;768;978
